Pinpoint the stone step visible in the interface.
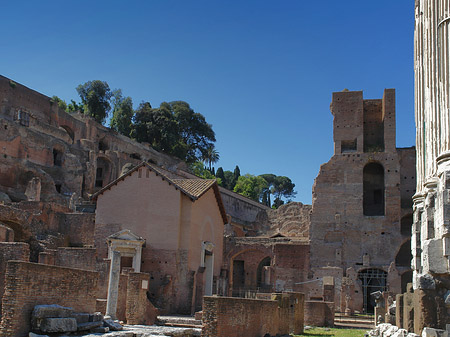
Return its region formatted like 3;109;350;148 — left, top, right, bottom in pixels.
334;321;375;329
156;315;202;328
334;313;375;329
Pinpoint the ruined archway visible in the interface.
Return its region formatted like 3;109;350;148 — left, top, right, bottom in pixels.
357;268;387;313
228;247;273;297
363;162;385;216
59;125;75;143
95;156;114;188
256;256;271;290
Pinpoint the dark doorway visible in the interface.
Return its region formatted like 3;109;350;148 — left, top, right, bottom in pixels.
358;268;387;313
232;260;245;297
257;257;271;289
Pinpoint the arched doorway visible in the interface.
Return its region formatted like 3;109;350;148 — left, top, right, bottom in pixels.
256;257;271;290
358;268;387;313
95;157;114;188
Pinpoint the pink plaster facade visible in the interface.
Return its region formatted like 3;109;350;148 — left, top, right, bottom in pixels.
95;165;225;314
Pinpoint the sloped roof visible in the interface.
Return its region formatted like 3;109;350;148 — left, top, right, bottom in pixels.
172;179;216;199
91;162;228;224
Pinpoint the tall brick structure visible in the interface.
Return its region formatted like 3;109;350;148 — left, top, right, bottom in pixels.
308;89;415;314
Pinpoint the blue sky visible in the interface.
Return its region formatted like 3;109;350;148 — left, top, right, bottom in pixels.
1;1;415;204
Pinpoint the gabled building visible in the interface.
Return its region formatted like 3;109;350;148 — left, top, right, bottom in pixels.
92;162;227;314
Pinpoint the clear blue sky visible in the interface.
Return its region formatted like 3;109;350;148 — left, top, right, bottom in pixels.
1;1;415;204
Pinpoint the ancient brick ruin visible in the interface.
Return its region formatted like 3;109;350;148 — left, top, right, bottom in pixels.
0;72;424;336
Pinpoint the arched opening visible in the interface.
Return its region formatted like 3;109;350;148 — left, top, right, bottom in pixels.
395;240;412;268
256;257;271;290
53;148;63;167
99;139;109;151
60;125;75;143
358;268;387;313
363;163;385;216
95;157;113;188
401;214;413;236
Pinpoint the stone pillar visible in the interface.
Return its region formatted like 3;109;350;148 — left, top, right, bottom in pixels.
132;246;142;273
106;250;121;319
395;294;403;328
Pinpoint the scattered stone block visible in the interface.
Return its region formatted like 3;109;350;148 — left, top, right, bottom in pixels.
40;317;77;333
31;304;75;330
422;327;448;337
103;319;123;331
392;329;408;337
92;326;109;333
73;312;90;324
77;320;103;331
90;311;104;322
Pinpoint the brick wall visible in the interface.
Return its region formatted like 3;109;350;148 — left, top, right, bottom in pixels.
60;213;95;246
304;300;335;327
55;247;97;270
202;293;304;337
126;272;157;325
0;261;98;337
0;243;29;306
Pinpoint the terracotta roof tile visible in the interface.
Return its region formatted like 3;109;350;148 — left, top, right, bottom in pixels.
171;179;216;199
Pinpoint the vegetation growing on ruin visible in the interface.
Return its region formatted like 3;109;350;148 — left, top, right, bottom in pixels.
55;81;217;164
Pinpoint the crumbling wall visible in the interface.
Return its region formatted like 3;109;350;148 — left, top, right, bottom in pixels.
304;300;335;327
0;261;98;337
309;89;415;313
202;293;304;337
126;272;157;325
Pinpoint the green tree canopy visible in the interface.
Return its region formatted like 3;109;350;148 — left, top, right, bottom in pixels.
189;161;216;180
273;175;296;201
109;89;134;137
131;102;179;154
259;173;277;207
223;170;235;190
67;99;84;113
233;174;268;202
76;80;113;124
203;145;219;172
131;101;215;163
215;167;225;186
51;96;67;111
170;101;216;163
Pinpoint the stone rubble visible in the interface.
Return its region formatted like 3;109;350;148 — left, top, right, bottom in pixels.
365;323;450;337
30;304;124;336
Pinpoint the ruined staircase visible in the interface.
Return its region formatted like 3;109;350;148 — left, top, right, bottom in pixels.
334;312;375;329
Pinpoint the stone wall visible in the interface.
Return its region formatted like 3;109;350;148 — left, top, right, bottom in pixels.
0;261;98;337
202;293;304;337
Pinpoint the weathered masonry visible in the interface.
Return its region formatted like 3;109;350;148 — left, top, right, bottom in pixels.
307;89;416;314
